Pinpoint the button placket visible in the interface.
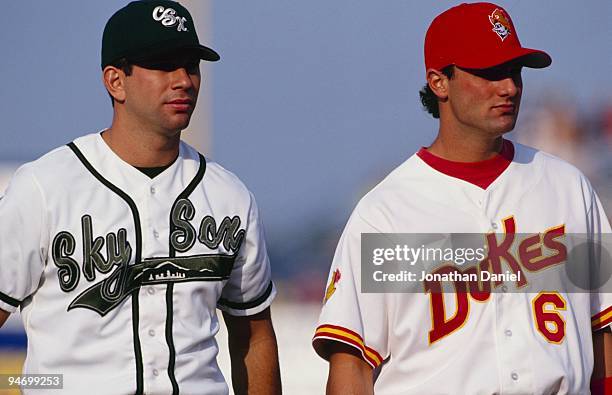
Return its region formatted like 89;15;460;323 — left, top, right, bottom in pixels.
141;186;169;389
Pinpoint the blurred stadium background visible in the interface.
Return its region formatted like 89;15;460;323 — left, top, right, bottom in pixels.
1;1;611;394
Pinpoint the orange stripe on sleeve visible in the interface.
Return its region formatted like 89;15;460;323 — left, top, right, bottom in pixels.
313;324;383;368
592;306;612;331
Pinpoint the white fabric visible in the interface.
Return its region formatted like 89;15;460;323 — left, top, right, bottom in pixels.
314;142;611;395
0;133;275;395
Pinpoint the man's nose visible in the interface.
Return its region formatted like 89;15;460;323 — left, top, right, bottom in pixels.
498;75;520;97
171;67;194;89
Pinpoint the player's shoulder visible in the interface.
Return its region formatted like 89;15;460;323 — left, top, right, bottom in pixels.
351;154;425;229
180;141;253;201
512;141;588;183
364;153;426;195
13;134;94;181
1;135;95;200
204;159;252;197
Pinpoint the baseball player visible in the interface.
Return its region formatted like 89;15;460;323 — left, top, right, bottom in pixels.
0;1;281;394
312;3;611;394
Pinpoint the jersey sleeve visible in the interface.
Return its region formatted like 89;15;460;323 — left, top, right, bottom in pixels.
0;165;48;313
217;192;275;316
312;211;388;369
584;176;612;332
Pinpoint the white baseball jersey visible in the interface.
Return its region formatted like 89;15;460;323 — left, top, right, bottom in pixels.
0;132;276;395
313;140;611;395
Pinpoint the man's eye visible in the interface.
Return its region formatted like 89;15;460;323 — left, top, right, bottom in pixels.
140;61;175;71
185;61;200;72
158;62;177;71
138;57;200;72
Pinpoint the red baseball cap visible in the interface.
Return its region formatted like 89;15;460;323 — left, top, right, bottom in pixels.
424;2;551;71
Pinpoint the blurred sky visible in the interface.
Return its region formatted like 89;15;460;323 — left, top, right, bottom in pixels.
1;0;611;240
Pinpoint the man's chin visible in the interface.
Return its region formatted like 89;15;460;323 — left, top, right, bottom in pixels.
493;118;517;135
168;115;193;133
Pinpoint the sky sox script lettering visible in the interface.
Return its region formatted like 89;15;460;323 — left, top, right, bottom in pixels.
51;199;245;314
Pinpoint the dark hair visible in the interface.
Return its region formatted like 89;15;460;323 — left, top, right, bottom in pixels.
419;65;454;119
107;58;133;106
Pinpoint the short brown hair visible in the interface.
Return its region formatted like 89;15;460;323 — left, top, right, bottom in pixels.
418;65;454;119
107;58;133;106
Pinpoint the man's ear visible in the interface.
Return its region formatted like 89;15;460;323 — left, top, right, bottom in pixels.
102;66;127;103
426;68;450;100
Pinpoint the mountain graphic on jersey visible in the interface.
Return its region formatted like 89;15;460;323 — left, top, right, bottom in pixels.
136;256;232;284
68;254;237;316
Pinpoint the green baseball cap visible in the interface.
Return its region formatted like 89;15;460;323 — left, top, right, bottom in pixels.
101;0;220;69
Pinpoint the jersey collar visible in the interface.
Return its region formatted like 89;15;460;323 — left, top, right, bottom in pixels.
416;139;514;190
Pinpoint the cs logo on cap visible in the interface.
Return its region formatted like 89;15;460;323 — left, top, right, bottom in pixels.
489;8;511;41
153;6;188;32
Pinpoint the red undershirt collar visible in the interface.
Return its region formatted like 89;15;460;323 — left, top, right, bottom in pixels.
417;139;515;189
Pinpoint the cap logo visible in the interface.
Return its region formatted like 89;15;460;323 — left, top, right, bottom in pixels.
152;6;188;32
488;8;511;41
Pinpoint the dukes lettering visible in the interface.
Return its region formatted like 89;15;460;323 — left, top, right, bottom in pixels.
485;217;526;287
425;216;567;344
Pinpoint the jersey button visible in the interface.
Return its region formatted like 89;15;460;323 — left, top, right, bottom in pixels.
505;329;512;337
149;329;155;337
153;230;160;239
491;222;498;229
147;287;155;295
511;372;519;381
150;186;156;195
153;369;159;377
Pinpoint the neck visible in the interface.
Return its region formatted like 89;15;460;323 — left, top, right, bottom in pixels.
427;133;504;162
429;103;511;162
102;117;181;167
428;116;505;162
